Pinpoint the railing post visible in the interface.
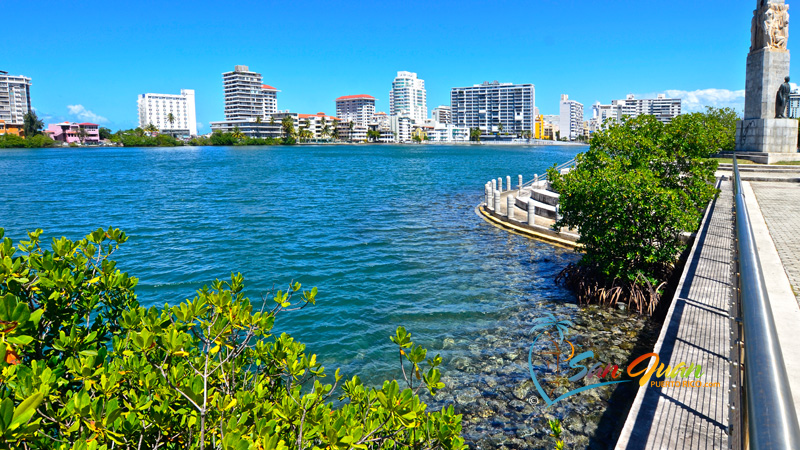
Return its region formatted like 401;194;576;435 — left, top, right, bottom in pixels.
485;183;491;208
494;190;501;213
518;174;523;191
506;176;511;193
527;199;536;226
507;195;515;220
492;178;497;194
498;177;503;192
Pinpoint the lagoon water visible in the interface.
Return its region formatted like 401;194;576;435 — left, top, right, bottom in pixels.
0;144;654;447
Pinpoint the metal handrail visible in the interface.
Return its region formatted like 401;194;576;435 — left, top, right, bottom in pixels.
732;156;800;449
520;158;576;189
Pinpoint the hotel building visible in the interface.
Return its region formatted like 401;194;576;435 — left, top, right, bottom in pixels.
335;95;376;126
450;81;536;136
138;89;198;136
559;94;584;141
0;71;32;136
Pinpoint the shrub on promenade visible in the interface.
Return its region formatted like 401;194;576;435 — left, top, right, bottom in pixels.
550;111;725;315
0;227;465;449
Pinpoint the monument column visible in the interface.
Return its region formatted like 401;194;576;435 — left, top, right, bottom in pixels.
735;0;799;163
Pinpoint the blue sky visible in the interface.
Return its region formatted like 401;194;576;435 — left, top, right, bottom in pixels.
8;0;763;133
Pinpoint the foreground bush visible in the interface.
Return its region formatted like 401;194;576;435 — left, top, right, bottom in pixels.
549;110;729;314
0;228;464;449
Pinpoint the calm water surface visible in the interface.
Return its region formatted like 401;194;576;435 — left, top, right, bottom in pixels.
0;144;653;448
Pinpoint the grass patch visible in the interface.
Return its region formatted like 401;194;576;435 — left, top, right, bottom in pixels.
774;161;800;165
708;157;762;165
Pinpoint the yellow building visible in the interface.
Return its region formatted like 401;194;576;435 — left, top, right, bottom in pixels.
0;120;24;137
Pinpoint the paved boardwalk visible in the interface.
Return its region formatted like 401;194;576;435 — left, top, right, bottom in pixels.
616;180;733;449
750;182;800;306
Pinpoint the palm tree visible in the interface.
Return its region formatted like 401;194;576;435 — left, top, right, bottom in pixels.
281;116;295;139
270;116;276;126
144;123;158;135
166;113;176;130
255;116;263;139
231;126;245;140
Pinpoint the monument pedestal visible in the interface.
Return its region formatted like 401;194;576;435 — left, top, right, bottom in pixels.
735;119;799;164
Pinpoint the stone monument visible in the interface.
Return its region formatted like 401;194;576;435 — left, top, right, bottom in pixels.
735;0;799;163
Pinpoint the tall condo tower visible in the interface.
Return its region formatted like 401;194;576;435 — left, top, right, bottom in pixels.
389;71;427;123
222;65;278;121
450;81;535;134
0;71;32;129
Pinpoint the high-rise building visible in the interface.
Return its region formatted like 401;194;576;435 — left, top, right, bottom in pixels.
389;71;427;123
211;65;281;138
450;81;536;135
222;65;279;121
431;105;451;124
0;71;32;136
335;95;375;126
559;95;584;140
138;89;198;136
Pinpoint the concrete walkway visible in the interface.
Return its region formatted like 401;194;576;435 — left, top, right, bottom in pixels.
745;181;800;414
615;179;733;449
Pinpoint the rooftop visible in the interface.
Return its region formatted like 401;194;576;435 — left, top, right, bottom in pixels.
336;94;375;101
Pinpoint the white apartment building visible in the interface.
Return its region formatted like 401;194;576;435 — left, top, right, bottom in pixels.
222;65;278;121
390;115;414;143
559;95;584;141
0;71;32;128
432;105;451;124
389;71;427;123
335;95;375;126
138;89;198;136
592;94;682;128
450;81;536;135
428;124;469;142
211;65;281;137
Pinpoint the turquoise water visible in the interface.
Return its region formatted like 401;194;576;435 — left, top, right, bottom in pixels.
2;144;650;447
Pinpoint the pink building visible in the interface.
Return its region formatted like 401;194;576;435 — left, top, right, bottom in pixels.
46;122;100;144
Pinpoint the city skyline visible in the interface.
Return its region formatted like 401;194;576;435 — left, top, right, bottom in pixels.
8;0;759;132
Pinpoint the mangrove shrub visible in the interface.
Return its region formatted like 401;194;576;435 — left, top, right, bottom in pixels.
549;110;731;314
0;228;465;449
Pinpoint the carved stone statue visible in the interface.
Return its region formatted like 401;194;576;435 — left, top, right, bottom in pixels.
777;76;792;118
751;1;790;51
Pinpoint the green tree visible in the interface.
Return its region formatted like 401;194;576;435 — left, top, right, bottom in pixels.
281;116;295;140
76;126;88;145
550;112;725;315
144;123;158;135
255;116;263;138
231;126;245;140
367;129;381;142
469;128;481;142
22;111;44;138
99;127;112;140
0;228;466;449
167;113;176;130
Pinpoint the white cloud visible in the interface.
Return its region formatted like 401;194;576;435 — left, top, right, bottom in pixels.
196;122;204;130
656;89;745;113
66;104;109;124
